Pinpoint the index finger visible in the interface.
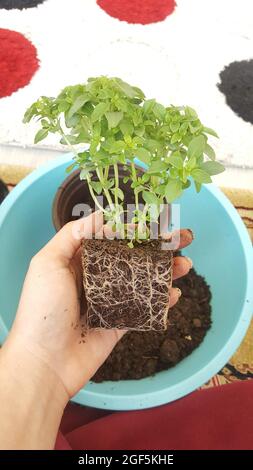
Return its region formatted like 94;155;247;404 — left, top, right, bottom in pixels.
162;228;194;250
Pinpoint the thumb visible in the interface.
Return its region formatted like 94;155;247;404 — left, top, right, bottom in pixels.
41;211;103;264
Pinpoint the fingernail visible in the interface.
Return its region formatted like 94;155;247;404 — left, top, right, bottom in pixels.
185;256;193;269
176;288;182;298
186;229;195;240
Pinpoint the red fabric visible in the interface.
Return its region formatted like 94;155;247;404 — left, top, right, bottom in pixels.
56;380;253;450
97;0;176;25
0;28;39;98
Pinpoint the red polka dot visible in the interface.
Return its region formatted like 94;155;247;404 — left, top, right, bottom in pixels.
0;28;39;98
97;0;176;25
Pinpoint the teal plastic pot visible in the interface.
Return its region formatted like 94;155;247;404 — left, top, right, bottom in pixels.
0;154;252;410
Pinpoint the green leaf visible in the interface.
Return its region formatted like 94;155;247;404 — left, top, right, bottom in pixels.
147;160;168;174
23;105;36;123
106;178;115;189
191;168;212;184
80;116;91;136
92;121;101;139
189;122;202;134
77;151;90;164
65;113;80;128
142;191;159;205
34;128;48;144
155;185;166;196
183;180;191;189
134;125;145;137
188;135;206;159
144;139;161;153
168;154;183;169
90;181;102;194
170;167;179;178
186;156;196;171
143;99;156;115
200;161;225;175
108;140;126;154
180;122;188;134
153;103;166;120
128;241;134;249
68;95;89;118
204;143;216;160
105;111;123;129
123;176;129;184
91;102;109;122
171;133;180;144
60;135;80;145
120;119;134;136
58;101;70;113
66;162;76;173
141;173;150;184
170;122;180;133
185;106;198;120
80;168;90;180
133;136;144;145
203;126;219;138
165;179;183;203
134;147;151;165
132;86;145;99
194;181;202;193
112;187;124;201
115;78;136;98
41;119;50;129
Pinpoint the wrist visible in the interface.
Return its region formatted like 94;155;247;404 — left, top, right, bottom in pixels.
0;335;68;449
1;334;69;406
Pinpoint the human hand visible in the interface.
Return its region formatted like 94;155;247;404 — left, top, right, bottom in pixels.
4;212;193;399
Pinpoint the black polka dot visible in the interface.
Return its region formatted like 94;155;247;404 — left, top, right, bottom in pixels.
218;60;253;124
0;0;45;9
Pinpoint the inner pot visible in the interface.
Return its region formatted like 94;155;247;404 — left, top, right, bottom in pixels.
52;163;170;233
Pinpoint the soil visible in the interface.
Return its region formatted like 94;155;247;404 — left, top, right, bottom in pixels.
82;238;173;331
0;179;8;204
218;60;253;124
92;267;212;381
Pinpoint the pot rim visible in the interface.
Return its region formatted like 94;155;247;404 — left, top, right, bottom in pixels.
52;161;145;232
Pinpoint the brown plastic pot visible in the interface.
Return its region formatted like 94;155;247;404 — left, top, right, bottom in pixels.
52;164;143;231
52;163;170;233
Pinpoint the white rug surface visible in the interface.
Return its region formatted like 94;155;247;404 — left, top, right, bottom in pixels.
0;0;253;169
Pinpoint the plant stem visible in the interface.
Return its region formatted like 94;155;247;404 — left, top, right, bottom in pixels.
131;162;139;213
86;174;107;214
59;130;80;160
59;130;107;215
139;203;149;239
104;165;109;181
113;163;125;238
96;167;114;213
113;164;119;210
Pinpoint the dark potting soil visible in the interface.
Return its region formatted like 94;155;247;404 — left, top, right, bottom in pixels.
0;0;45;9
92;267;212;382
218;60;253;124
0;179;9;204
